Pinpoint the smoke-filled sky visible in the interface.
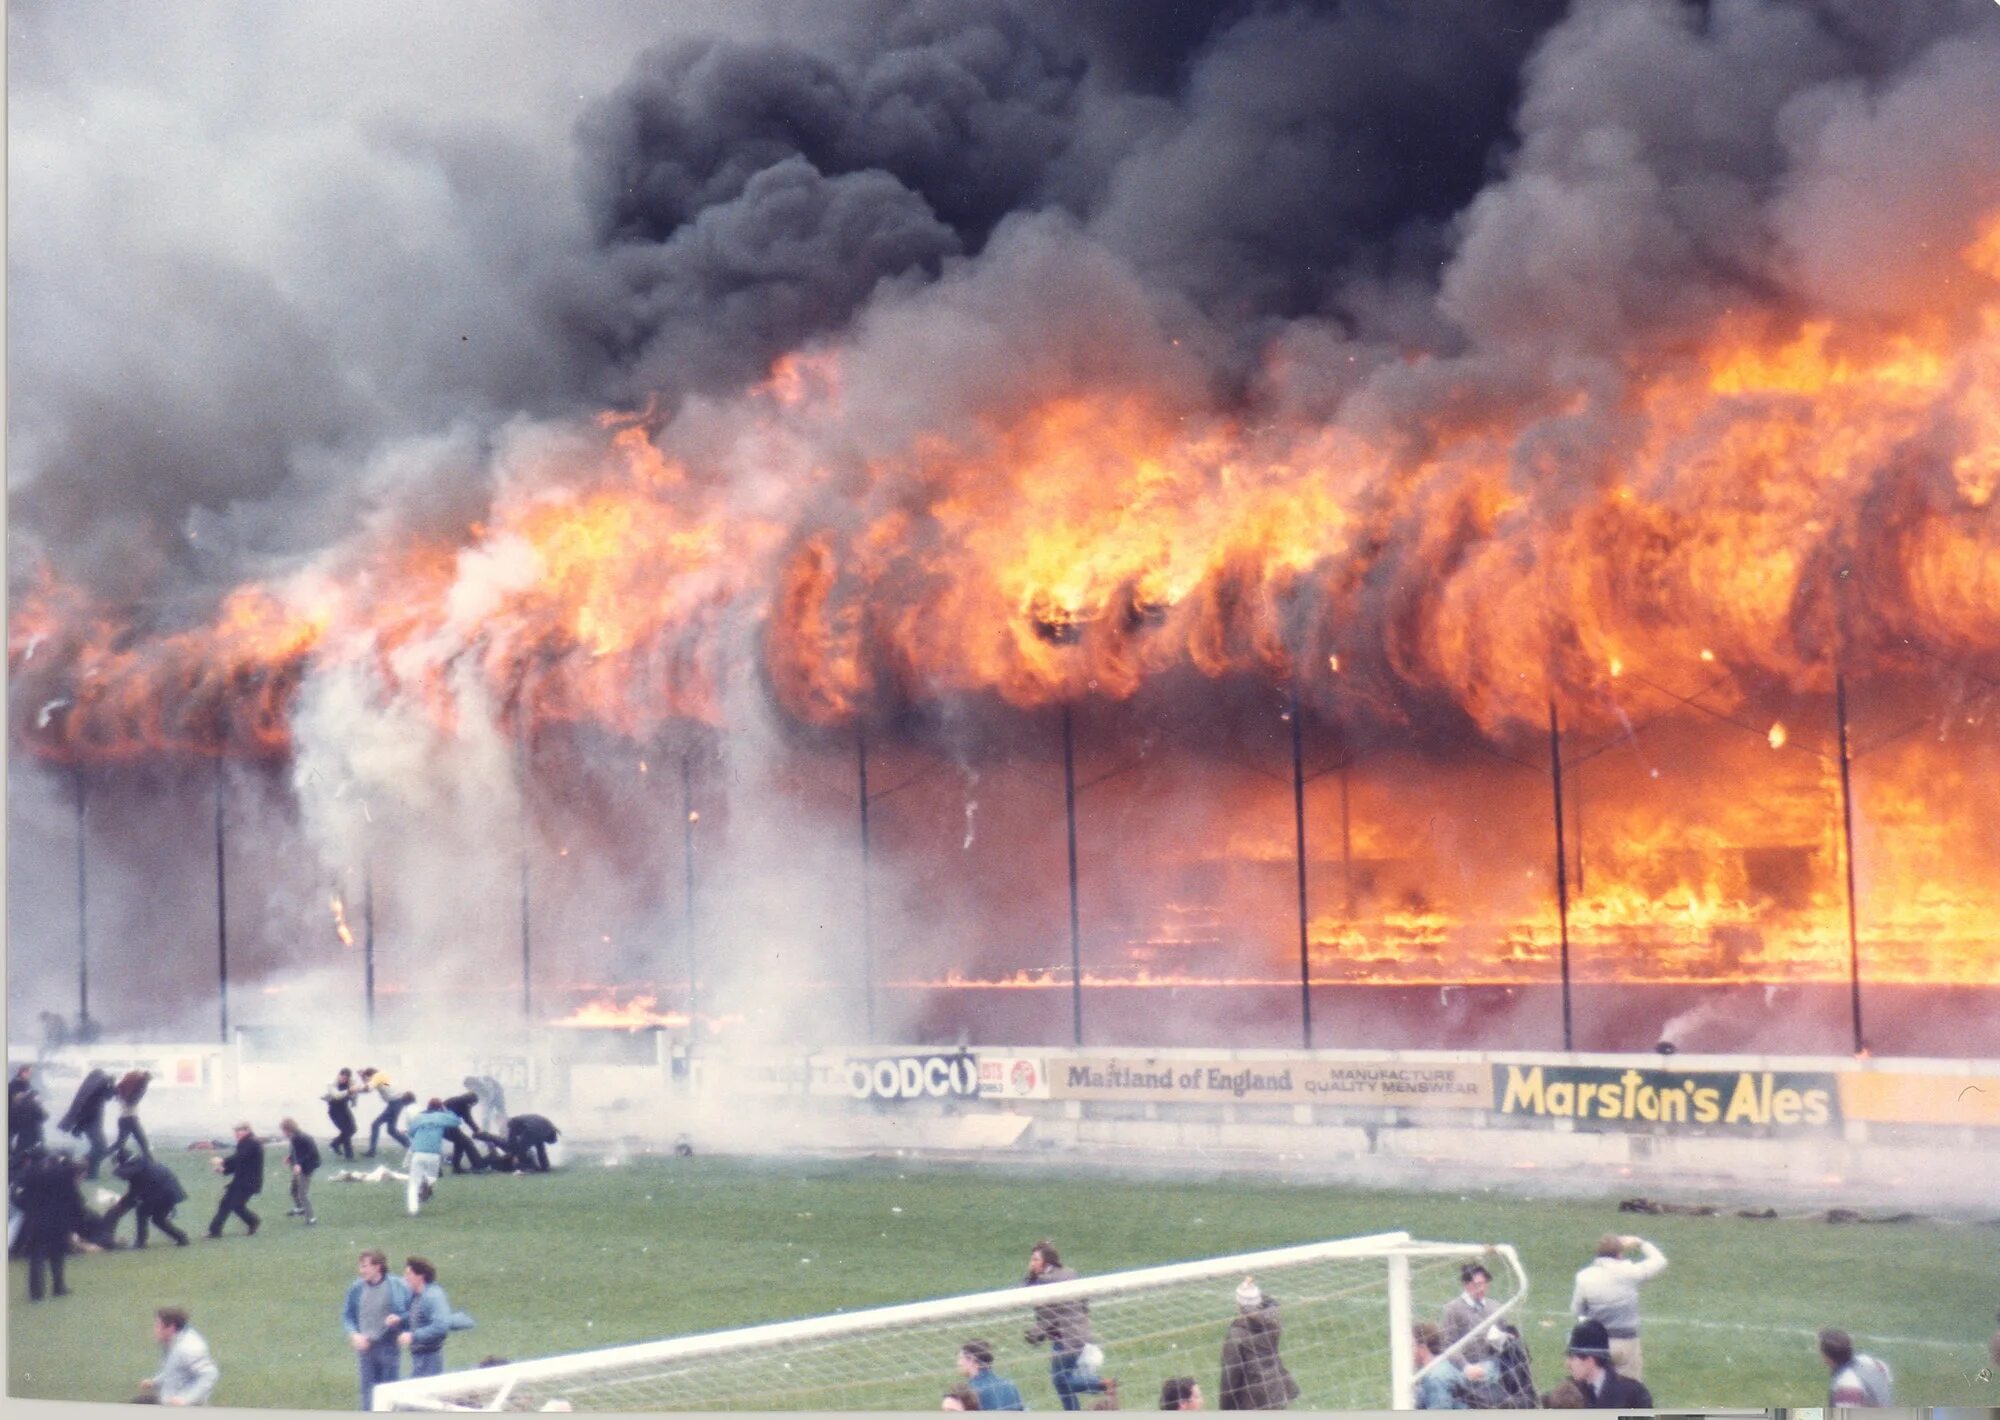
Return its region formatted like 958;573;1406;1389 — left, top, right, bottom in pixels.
8;0;1999;1046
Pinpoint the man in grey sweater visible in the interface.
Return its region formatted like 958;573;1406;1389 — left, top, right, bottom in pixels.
1568;1234;1667;1381
343;1248;413;1410
137;1307;220;1406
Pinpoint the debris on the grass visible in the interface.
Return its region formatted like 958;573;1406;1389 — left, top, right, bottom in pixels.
95;1188;120;1207
330;1166;408;1183
1619;1196;1920;1224
1619;1198;1718;1216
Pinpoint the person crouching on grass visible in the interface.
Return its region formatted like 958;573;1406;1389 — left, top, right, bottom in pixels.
403;1098;462;1216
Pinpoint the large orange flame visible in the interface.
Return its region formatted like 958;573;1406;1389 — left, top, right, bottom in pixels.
10;211;1999;994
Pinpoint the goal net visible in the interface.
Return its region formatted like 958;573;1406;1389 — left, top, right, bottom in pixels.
372;1230;1527;1411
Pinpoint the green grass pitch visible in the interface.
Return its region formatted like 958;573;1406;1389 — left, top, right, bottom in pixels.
9;1146;1995;1409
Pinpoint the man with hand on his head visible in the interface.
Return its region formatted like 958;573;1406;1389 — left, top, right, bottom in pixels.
1568;1234;1665;1380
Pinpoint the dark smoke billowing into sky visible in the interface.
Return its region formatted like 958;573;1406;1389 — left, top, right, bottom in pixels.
9;0;1999;1045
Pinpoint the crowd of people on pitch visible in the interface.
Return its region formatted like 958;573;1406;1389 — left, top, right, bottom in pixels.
1413;1234;1901;1409
319;1066;562;1217
44;1248;481;1408
7;1059;563;1307
11;1065;1968;1410
930;1232;1922;1411
934;1245;1303;1413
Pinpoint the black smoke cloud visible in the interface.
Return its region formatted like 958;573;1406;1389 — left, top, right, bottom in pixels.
5;0;1583;617
1085;0;1567;331
570;1;1086;401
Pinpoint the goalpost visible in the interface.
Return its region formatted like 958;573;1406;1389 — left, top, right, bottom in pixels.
372;1231;1527;1412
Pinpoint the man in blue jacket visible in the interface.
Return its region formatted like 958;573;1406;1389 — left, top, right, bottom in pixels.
342;1248;411;1410
403;1099;463;1217
399;1256;475;1378
956;1340;1026;1410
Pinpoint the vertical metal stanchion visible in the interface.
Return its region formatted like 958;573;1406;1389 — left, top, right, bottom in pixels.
857;730;876;1043
1288;688;1314;1050
214;760;231;1044
1835;672;1865;1054
1548;700;1575;1052
1062;705;1084;1049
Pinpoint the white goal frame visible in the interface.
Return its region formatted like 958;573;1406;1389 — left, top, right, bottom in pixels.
372;1230;1526;1411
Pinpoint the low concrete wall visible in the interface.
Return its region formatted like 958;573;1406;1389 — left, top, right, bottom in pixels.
18;1038;1997;1207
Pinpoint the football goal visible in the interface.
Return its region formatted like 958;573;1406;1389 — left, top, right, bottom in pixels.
371;1230;1527;1411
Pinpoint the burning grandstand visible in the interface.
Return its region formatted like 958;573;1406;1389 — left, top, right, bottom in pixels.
7;1;1998;1058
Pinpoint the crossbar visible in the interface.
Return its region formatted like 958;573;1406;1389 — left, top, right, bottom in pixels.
373;1231;1521;1412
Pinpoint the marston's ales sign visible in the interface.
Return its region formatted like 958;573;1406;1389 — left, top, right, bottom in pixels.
1047;1055;1491;1107
1494;1064;1841;1132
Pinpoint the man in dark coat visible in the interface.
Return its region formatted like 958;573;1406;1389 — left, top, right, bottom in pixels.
17;1150;85;1299
57;1068;117;1179
206;1122;264;1238
1562;1320;1652;1408
1218;1278;1299;1410
324;1068;361;1160
442;1091;486;1174
106;1151;190;1247
9;1085;48;1166
501;1113;559;1173
1023;1240;1110;1411
281;1117;321;1225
